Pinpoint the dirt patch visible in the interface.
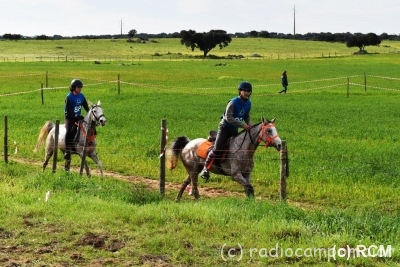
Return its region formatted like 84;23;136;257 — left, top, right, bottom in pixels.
77;232;107;248
139;254;170;267
0;228;13;239
76;232;125;252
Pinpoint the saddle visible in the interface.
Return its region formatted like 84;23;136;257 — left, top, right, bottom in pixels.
196;130;229;162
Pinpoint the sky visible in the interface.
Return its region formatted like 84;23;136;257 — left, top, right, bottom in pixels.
1;0;399;37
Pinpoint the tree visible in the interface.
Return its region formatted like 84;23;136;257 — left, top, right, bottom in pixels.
36;34;50;40
2;33;22;40
179;29;232;57
258;31;270;38
128;29;137;39
249;30;258;37
346;33;381;52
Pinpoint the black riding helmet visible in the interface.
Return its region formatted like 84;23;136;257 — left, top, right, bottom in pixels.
238;81;252;96
70;79;83;91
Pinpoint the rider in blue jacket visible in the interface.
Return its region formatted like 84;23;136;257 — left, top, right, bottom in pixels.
64;79;89;160
200;81;253;180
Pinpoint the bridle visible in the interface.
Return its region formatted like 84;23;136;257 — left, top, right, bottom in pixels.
235;122;279;152
248;123;279;147
89;105;106;126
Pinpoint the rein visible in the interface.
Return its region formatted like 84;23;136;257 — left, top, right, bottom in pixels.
78;106;104;143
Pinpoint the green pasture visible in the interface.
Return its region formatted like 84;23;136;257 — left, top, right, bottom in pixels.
1;39;400;266
1;38;399;61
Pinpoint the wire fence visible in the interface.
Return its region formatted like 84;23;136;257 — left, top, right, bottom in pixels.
1;73;400;186
1;72;400;98
1;48;399;63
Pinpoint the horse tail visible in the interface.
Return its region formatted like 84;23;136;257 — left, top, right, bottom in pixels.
166;136;190;170
33;121;55;152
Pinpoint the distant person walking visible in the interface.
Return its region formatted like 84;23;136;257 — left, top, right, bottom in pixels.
279;71;288;94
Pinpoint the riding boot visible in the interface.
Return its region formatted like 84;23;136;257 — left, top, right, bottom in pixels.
64;136;72;160
200;151;215;181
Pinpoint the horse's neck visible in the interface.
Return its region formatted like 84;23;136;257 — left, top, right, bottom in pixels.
231;124;261;152
80;112;96;136
83;110;96;128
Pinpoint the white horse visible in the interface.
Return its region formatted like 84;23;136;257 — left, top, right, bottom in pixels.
167;117;282;201
34;101;107;177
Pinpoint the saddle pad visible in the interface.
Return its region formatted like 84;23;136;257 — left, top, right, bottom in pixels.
197;140;213;159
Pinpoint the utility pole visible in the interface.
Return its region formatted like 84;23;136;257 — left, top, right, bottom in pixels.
120;19;123;37
293;6;296;39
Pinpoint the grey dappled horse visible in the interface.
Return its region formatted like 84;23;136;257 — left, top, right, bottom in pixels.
167;117;282;201
34;101;107;177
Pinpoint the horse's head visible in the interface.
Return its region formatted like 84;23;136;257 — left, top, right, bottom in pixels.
88;100;107;126
258;117;282;151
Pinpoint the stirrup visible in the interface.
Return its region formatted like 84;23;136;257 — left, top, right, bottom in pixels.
200;169;210;182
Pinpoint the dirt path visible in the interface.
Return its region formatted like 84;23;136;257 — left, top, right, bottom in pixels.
9;156;315;209
9;156;243;199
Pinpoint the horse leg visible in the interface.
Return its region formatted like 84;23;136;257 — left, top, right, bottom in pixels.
42;147;53;172
243;173;254;197
64;159;71;172
231;173;255;198
191;174;200;200
84;161;91;178
76;153;91;178
87;152;104;178
175;175;191;202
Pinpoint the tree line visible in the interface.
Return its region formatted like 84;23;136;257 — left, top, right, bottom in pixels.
2;30;398;42
1;30;393;57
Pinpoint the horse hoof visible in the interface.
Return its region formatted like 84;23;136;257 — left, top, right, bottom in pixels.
245;185;254;197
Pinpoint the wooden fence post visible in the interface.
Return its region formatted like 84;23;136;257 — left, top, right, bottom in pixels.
159;119;167;196
41;83;44;105
280;140;288;201
347;77;350;98
52;120;59;173
118;74;120;95
79;120;92;176
364;72;367;92
4;115;8;164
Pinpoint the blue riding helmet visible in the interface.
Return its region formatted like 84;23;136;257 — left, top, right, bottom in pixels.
238;81;252;92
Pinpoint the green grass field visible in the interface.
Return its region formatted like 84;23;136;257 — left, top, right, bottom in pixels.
1;38;399;61
1;39;400;266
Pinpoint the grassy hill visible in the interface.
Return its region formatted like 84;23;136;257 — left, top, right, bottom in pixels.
1;38;399;61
